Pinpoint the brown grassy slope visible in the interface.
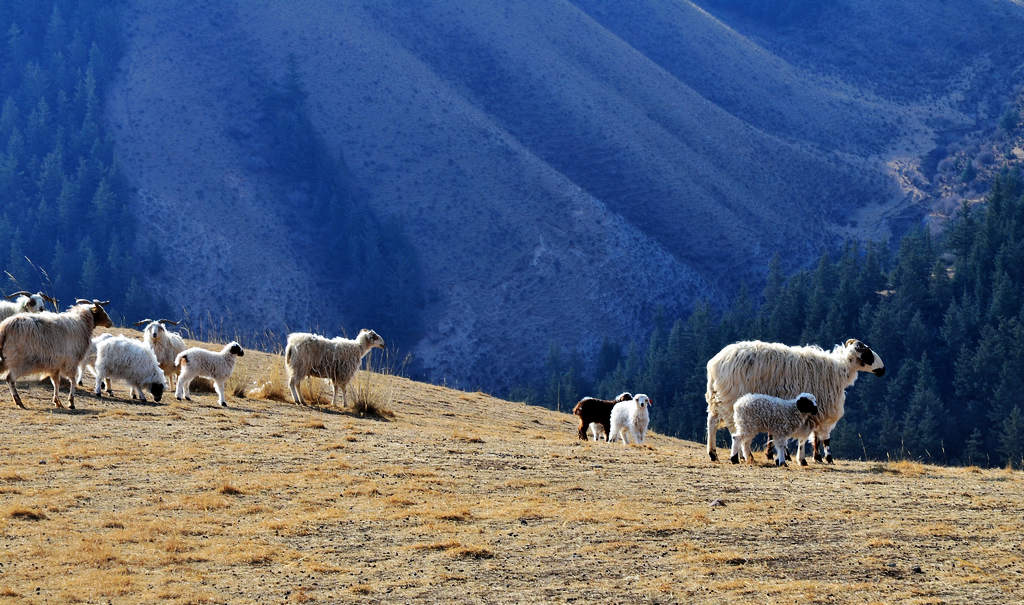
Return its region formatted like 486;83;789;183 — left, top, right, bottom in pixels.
0;337;1022;603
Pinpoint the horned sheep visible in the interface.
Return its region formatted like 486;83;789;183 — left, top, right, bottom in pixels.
0;299;113;409
0;291;56;322
608;393;652;445
705;339;884;464
174;342;244;407
93;335;166;402
137;319;187;385
730;392;819;466
284;329;385;407
572;392;633;441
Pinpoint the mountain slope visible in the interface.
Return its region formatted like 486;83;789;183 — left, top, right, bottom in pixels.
105;0;1024;389
1;343;1022;602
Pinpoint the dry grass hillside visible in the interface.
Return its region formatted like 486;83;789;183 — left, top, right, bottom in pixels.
1;332;1022;603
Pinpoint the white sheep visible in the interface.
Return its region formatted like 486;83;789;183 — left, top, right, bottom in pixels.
93;335;167;402
174;341;244;406
0;291;56;322
586;422;607;442
608;394;652;445
136;318;187;386
705;339;885;464
76;332;114;392
730;392;819;466
284;329;385;407
0;299;113;409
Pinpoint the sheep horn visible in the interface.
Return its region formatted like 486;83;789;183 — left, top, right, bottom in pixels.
134;318;156;327
39;293;59;311
157;319;180;326
5;291;32;299
93;300;110;306
75;298;91;304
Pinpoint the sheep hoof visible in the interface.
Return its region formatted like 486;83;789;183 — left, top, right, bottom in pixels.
776;460;786;467
729;453;739;464
708;450;718;461
185;396;192;401
76;380;82;386
800;459;808;467
825;455;834;464
813;453;823;463
220;402;227;407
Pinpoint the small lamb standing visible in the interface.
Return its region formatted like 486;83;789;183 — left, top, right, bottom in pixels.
174;342;244;407
92;335;166;402
284;329;385;407
608;394;652;445
730;392;819;467
137;319;187;386
572;392;634;441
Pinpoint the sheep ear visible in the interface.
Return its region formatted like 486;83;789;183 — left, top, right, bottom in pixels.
797;397;817;414
845;339;857;347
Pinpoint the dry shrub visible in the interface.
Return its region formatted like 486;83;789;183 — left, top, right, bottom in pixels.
449;545;493;559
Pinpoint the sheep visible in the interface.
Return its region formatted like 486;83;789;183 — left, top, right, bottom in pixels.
571;392;634;441
76;332;114;392
704;339;885;464
729;392;819;466
284;329;386;407
92;335;166;402
174;341;244;406
0;291;57;322
586;422;607;442
0;299;113;409
136;319;187;386
608;393;653;445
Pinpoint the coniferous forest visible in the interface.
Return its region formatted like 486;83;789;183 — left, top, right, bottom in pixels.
530;173;1024;469
0;1;166;322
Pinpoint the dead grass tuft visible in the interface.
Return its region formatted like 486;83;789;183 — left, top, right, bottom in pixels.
218;483;245;496
6;506;46;520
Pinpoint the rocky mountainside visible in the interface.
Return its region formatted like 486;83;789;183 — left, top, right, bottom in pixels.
104;0;1024;390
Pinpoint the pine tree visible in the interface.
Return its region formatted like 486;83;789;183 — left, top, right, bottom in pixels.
999;406;1024;468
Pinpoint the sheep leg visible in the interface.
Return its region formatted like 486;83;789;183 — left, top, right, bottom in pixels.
6;375;26;409
795;438;809;466
706;412;719;461
578;418;588;440
287;373;303;405
773;440;788;467
331;381;339;407
214;380;227;407
811;432;824;463
48;375;66;409
94;372;106;398
729;433;741;464
739;438;752;463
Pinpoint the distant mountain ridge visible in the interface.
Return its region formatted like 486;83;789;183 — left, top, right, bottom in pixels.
105;0;1024;390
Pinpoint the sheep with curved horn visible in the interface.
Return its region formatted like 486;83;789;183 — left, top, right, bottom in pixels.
135;318;187;386
0;291;54;322
0;299;112;409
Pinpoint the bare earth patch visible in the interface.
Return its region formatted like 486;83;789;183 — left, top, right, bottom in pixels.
0;339;1021;602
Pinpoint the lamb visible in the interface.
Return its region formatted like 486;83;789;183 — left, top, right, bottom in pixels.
586;422;607;442
284;329;385;407
730;393;819;466
92;335;166;402
705;339;885;464
76;332;114;392
174;341;244;407
0;299;113;409
0;291;56;322
608;393;653;445
571;392;633;441
136;318;187;385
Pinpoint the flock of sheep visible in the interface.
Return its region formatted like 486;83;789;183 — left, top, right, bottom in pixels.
0;292;385;411
0;291;888;466
574;338;886;466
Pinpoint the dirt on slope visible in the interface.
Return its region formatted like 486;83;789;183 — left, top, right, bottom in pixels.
0;337;1021;603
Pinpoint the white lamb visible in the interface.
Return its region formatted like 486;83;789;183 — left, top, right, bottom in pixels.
705;339;885;464
92;335;167;402
730;392;819;467
174;342;244;407
608;394;652;445
76;332;114;390
284;329;385;407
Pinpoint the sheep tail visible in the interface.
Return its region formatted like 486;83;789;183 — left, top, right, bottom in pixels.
285;343;292;364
